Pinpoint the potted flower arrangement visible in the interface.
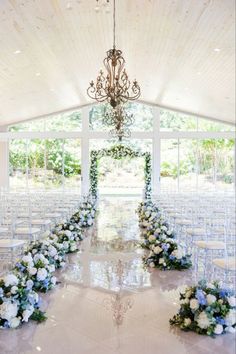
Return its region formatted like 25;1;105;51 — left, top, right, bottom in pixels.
0;273;46;329
170;280;236;336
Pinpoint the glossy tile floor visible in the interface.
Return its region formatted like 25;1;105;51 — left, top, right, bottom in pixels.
0;197;235;354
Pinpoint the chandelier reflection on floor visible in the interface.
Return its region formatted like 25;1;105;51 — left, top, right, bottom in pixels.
103;105;134;141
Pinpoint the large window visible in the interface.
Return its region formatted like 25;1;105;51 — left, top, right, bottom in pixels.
9;138;81;192
6;104;235;195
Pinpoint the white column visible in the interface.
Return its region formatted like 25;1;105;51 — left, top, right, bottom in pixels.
152;106;161;195
81;107;90;195
0;126;9;189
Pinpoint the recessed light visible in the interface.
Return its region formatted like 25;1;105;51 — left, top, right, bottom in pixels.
14;50;21;54
197;71;201;75
36;347;42;352
35;72;41;76
214;48;220;52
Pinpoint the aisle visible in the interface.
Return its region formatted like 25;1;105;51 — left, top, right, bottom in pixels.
0;198;234;354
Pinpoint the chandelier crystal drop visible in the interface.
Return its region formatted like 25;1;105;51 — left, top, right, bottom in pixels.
103;105;134;141
88;0;141;108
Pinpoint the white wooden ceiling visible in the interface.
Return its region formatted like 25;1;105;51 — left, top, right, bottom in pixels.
0;0;235;126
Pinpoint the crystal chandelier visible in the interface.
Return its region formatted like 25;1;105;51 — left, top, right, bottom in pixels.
103;105;134;141
87;0;141;109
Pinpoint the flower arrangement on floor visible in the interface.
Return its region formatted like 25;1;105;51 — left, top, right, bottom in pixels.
70;197;97;228
137;200;192;271
90;145;152;199
15;252;57;293
0;273;46;329
170;280;236;336
0;195;97;329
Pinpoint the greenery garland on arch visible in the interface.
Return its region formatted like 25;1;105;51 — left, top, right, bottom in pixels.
89;145;152;199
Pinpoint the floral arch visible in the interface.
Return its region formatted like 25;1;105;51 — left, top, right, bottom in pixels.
89;144;151;199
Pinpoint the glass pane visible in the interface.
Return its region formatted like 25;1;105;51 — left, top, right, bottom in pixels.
198;139;216;191
45;139;63;189
45;111;81;131
179;139;197;192
215;139;235;191
63;139;81;193
160;109;197;131
89;103;153;131
89;139;152;195
28;139;45;190
9;119;45;132
160;139;178;192
198;118;235;132
9;139;28;190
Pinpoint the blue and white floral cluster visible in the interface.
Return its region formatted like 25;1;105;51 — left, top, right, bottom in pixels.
0;195;97;329
170;280;236;336
137;200;192;270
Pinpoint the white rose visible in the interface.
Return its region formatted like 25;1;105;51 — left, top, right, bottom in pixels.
159;258;164;264
161;226;167;231
145;211;150;217
214;324;223;335
148;235;156;242
167;230;173;236
197;311;211;329
63;241;69;249
11;286;18;295
36;268;48;281
184;318;191;326
26;280;34;290
0;302;18;321
154;246;163;254
69;225;74;231
190;299;199;311
3;274;19;287
206;294;216;305
9;316;20;328
155;228;161;234
149;262;155;268
29;267;37;275
70;243;77;252
227;297;236;307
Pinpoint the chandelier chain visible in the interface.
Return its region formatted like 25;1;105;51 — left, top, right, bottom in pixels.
113;0;116;48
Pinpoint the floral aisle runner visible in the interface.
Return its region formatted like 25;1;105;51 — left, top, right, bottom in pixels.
0;196;97;329
137;199;236;337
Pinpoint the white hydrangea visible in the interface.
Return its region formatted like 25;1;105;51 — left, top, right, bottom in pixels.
22;254;34;266
9;317;21;328
227;297;236;307
36;268;48;281
196;311;211;329
214;324;223;335
0;302;18;321
3;274;19;287
224;309;236;326
29;267;37;275
64;230;72;237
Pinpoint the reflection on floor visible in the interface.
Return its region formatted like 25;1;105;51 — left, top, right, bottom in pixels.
0;197;235;354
